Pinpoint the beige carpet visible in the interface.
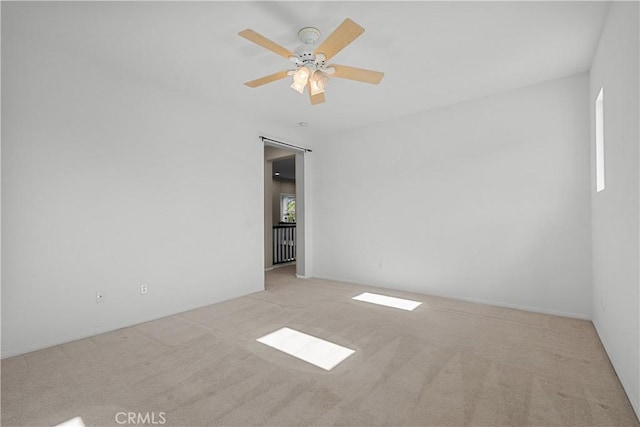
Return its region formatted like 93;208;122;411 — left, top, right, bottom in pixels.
2;266;638;426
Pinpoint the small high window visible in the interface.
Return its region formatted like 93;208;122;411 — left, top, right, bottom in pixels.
280;194;295;223
595;87;605;192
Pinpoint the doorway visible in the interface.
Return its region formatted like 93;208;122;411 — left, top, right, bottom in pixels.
264;141;307;278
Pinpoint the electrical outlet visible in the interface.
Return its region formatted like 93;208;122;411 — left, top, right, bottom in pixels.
96;292;104;304
141;284;148;295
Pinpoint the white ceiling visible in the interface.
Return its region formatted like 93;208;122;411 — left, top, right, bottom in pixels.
5;1;610;138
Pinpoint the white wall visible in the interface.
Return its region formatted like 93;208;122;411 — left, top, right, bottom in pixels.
589;1;640;417
312;74;592;318
1;15;309;358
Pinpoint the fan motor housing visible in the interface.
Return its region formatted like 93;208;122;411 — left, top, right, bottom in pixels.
293;27;320;64
294;45;316;62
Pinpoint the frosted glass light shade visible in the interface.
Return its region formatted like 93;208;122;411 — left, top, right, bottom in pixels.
290;67;310;94
309;70;328;95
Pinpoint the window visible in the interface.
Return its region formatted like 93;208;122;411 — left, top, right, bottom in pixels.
596;87;605;192
280;194;295;223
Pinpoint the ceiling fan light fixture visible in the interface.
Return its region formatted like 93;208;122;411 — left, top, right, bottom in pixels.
309;70;329;96
239;18;384;105
290;66;310;94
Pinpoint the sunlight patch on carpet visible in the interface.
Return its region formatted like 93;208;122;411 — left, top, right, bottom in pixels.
55;417;86;427
352;292;422;311
257;327;355;371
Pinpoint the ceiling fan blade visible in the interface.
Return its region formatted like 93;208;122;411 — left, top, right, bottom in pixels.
307;82;326;105
331;65;384;84
314;18;364;61
244;70;290;88
310;92;326;105
238;29;294;60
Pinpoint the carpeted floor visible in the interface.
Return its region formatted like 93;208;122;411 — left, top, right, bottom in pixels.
2;266;638;426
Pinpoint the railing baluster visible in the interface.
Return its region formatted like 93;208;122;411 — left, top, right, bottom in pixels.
284;227;288;261
282;227;285;262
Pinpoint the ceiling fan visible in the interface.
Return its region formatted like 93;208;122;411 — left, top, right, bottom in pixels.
238;18;384;105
